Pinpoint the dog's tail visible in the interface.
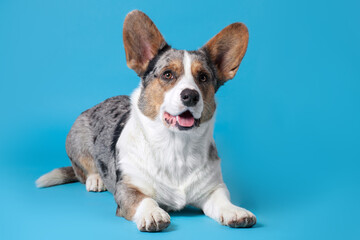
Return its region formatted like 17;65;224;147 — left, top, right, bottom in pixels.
35;166;78;188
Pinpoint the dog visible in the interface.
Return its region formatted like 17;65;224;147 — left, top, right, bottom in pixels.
36;10;256;232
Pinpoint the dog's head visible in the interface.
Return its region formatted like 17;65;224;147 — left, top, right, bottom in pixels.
123;10;248;132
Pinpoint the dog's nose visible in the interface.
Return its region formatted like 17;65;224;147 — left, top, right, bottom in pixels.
180;88;200;107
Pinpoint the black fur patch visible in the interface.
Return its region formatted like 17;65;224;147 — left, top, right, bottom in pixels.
208;143;219;160
110;110;130;158
116;169;122;182
99;160;108;177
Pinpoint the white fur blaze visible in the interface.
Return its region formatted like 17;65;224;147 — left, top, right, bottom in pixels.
133;198;170;232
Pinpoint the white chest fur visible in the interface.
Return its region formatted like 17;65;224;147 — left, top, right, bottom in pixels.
116;88;224;210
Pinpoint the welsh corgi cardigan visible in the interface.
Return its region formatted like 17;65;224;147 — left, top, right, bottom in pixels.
36;10;256;231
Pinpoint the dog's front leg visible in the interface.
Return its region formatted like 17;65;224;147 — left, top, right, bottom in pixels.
200;186;256;228
114;183;170;232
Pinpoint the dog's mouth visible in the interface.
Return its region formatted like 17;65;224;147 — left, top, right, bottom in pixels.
164;110;200;130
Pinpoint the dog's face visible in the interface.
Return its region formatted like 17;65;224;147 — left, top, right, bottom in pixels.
123;10;248;132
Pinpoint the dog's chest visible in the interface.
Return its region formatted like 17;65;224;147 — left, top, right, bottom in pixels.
118;123;220;210
144;139;207;207
142;146;217;210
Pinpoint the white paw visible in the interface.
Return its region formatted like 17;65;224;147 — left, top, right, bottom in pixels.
135;206;170;232
218;205;256;228
85;174;106;192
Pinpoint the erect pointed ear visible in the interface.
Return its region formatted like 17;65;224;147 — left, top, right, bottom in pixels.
123;10;168;76
202;23;249;84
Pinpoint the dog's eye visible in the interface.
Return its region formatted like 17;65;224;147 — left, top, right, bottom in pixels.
162;70;174;80
199;73;208;82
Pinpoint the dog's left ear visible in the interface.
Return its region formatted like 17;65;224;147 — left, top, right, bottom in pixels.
202;23;249;85
123;10;167;76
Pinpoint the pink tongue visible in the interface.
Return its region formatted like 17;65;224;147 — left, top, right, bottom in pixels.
177;111;195;127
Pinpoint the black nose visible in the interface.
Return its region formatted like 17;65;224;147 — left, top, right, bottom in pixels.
180;88;200;107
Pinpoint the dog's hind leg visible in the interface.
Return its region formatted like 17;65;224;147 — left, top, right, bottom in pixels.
66;114;106;192
72;154;106;192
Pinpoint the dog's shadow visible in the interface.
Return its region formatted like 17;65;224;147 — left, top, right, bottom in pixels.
152;206;203;232
169;206;204;217
160;206;263;232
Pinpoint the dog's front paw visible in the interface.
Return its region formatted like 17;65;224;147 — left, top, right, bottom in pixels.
136;207;170;232
218;206;256;228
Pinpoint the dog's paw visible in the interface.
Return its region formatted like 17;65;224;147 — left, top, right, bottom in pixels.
136;207;170;232
85;174;106;192
218;206;256;228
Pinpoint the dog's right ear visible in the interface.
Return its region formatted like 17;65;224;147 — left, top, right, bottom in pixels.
123;10;167;76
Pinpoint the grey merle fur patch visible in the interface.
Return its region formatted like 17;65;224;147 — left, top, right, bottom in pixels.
66;95;131;194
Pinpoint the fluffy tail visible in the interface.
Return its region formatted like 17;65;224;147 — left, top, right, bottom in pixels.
36;166;78;188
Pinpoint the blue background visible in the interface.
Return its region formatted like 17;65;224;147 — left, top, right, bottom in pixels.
1;0;359;239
